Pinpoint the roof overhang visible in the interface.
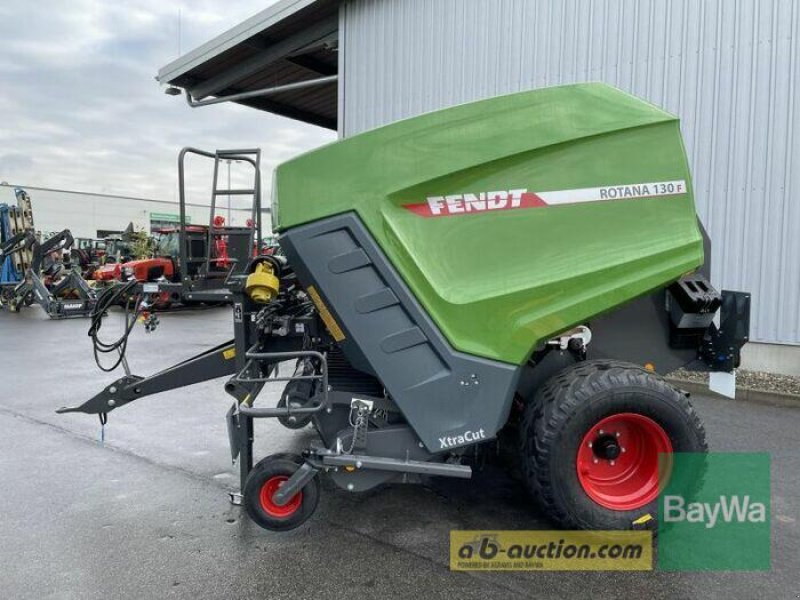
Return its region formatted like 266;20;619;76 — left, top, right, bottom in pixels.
157;0;340;130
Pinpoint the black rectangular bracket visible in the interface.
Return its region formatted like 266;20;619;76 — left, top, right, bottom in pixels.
700;290;751;372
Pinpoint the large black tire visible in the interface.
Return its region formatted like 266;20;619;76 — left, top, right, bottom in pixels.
243;457;320;531
519;359;707;530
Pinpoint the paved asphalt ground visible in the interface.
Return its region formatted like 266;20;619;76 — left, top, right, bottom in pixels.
0;306;798;600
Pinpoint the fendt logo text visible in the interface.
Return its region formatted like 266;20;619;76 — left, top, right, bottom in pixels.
403;180;687;217
663;494;767;529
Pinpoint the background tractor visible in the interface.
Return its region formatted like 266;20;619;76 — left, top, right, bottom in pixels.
93;148;263;308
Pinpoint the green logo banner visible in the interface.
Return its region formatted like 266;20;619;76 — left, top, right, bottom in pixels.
150;212;191;223
658;452;770;571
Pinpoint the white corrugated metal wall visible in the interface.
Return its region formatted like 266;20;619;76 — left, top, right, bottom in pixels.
339;0;800;347
0;185;269;240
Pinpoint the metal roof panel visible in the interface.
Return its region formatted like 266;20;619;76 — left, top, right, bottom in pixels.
157;0;328;84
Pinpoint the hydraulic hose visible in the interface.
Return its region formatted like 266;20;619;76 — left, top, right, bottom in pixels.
87;280;142;372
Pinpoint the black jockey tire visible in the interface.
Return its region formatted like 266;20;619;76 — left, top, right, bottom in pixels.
243;457;320;531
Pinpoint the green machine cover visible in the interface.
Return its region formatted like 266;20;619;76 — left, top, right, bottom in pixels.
272;83;703;365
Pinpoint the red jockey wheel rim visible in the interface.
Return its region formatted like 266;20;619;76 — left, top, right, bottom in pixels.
576;413;673;511
259;475;303;518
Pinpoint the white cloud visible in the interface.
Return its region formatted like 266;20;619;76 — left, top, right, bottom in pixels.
0;0;336;204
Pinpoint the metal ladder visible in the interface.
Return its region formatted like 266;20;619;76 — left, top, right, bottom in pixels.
176;147;263;282
206;149;262;277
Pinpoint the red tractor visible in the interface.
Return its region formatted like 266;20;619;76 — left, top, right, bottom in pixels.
95;147;263;306
93;222;240;306
94;226;193;283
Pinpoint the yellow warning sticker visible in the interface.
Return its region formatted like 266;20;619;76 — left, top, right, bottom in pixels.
306;285;346;342
222;347;236;360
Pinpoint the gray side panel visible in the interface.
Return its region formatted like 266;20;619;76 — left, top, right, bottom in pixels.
588;217;713;375
588;290;692;375
280;213;520;453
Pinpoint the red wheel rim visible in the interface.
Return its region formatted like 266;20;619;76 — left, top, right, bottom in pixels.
576;413;672;511
259;475;303;518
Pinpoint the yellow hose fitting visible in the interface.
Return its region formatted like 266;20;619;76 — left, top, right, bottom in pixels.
245;262;279;304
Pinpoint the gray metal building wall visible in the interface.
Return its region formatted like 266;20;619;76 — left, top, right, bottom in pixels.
339;0;800;347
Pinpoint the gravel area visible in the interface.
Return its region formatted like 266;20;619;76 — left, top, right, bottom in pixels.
669;368;800;397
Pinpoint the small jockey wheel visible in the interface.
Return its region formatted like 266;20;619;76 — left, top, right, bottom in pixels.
243;455;320;531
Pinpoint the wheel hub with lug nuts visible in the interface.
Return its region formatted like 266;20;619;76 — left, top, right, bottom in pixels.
576;412;673;511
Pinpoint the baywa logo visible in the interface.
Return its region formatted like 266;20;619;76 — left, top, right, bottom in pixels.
663;494;767;529
658;453;771;571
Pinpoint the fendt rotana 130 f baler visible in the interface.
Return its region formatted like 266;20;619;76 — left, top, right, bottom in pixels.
62;83;750;531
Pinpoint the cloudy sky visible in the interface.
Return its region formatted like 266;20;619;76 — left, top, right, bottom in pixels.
0;1;335;203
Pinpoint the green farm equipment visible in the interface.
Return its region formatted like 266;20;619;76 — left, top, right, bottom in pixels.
62;84;750;531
